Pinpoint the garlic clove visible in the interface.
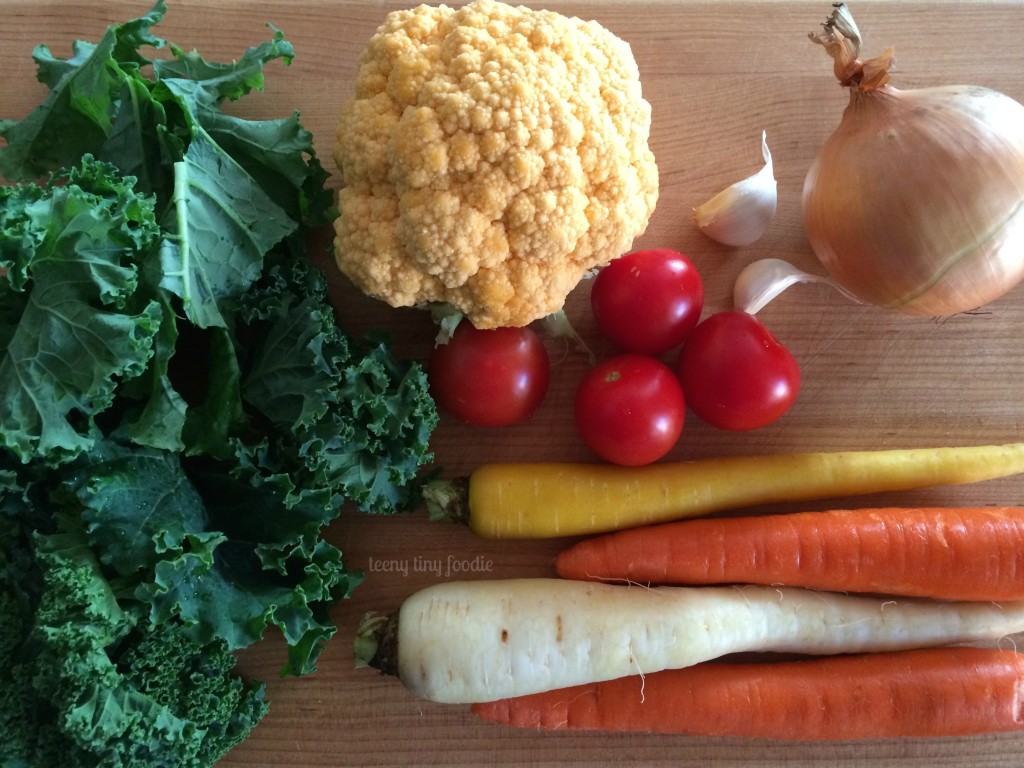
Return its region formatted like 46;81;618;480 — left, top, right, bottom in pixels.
733;257;862;314
694;131;777;247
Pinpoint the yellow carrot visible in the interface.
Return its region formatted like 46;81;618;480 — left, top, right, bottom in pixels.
424;443;1024;538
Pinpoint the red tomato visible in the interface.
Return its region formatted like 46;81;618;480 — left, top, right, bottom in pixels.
676;311;799;431
428;322;550;427
574;354;686;466
590;249;704;355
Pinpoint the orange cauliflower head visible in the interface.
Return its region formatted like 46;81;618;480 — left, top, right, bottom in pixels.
333;0;659;328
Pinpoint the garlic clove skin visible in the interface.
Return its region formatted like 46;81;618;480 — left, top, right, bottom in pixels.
694;131;777;247
733;258;862;315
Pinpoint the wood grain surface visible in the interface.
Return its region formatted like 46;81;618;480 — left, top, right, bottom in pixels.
5;1;1024;766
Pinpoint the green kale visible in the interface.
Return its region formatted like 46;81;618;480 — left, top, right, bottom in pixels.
0;0;331;331
0;160;164;465
0;520;268;768
0;0;437;520
0;2;438;766
63;439;363;673
232;253;438;515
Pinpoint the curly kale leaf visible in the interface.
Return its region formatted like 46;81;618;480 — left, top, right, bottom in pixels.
0;0;330;330
63;440;359;676
0;3;165;180
235;254;438;514
0;524;268;768
0;160;163;465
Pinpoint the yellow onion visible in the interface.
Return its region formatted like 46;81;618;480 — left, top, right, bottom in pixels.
802;4;1024;316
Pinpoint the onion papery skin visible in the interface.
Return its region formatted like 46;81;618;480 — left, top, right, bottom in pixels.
802;84;1024;316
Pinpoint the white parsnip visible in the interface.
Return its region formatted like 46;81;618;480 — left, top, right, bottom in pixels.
356;578;1024;704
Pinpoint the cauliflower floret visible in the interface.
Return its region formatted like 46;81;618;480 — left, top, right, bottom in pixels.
334;0;659;328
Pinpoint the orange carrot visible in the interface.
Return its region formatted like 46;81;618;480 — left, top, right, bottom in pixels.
471;647;1024;739
555;506;1024;601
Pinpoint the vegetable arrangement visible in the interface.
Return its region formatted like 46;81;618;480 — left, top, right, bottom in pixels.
363;2;796;448
401;434;1024;735
567;245;799;459
0;3;437;765
351;0;1024;750
5;0;1016;757
373;465;1024;737
313;0;1024;753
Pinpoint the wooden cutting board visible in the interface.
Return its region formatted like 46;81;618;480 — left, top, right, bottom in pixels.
5;1;1024;765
